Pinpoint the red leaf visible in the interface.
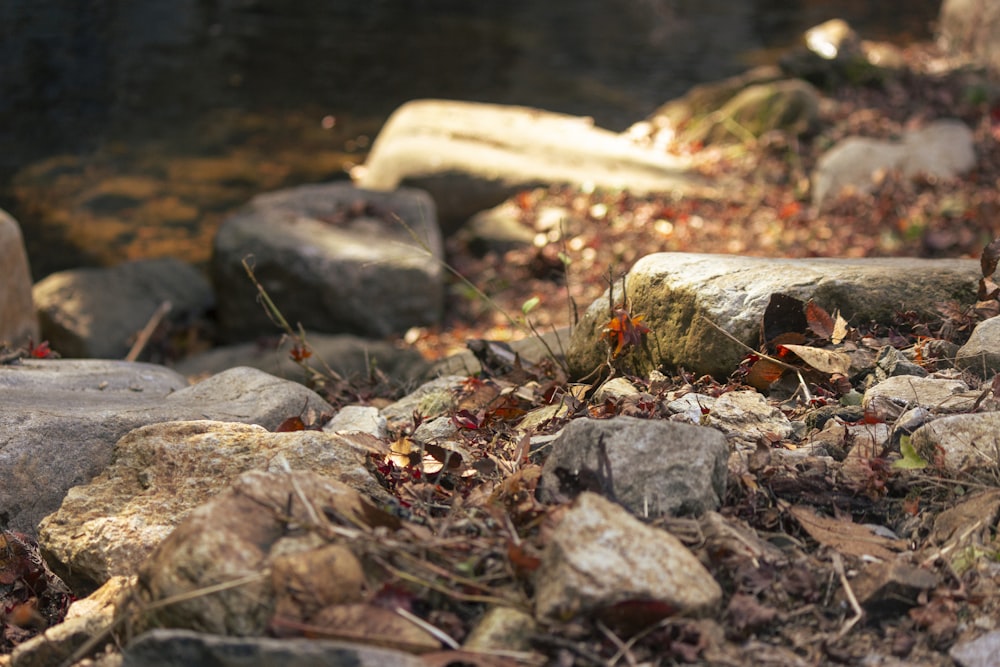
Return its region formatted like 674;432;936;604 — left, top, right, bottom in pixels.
805;301;835;340
450;409;482;430
602;307;651;357
275;416;306;432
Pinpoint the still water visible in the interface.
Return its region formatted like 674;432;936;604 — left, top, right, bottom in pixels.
0;0;940;278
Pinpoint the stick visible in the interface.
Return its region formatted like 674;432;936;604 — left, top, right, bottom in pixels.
125;301;172;362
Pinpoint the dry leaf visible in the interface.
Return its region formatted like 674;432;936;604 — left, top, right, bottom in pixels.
805;301;835;340
787;504;906;561
777;344;851;375
831;311;849;345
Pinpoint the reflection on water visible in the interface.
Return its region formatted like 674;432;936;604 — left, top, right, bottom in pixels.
0;0;939;278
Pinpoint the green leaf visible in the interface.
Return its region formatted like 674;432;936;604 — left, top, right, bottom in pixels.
893;435;928;470
522;296;541;315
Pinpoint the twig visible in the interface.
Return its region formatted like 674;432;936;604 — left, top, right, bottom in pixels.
125;301;172;362
698;314;813;402
831;552;863;639
394;606;460;649
597;620;638;667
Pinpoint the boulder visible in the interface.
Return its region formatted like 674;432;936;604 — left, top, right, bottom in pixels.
355;99;707;229
32;257;213;360
0;209;39;348
133;470;382;637
211;182;443;343
812;119;976;209
37;420;386;591
910;412;1000;472
533;492;722;623
0;362;330;535
537;416;728;517
565;252;980;380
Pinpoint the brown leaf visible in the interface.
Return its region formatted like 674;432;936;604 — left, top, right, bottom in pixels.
831;311;849;345
745;357;786;391
787;504;906;561
805;301;835;340
778;344;852;375
981;237;1000;278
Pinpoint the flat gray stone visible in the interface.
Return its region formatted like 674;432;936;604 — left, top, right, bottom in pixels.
0;361;330;534
211;182;443;343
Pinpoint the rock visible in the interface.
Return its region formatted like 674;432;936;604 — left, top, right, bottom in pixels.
910;412;1000;472
211;183;443;342
0;362;331;535
533;492;722;623
565;252;979;380
850;559;940;616
0;209;39;348
592;377;641;403
682;79;820;145
171;331;430;387
121;629;427;667
463;607;537;652
779;19;900;88
32;257;213;360
379;375;466;434
37;420;383;591
811;120;976;209
456;201;537;256
428;328;570;379
134;470;376;636
9;575;131;667
355;100;708;229
631;66;786;147
862;375;978;418
537;416;728;517
324;406;386;439
955;316;1000;377
950;630;1000;667
701;390;798;448
939;0;1000;73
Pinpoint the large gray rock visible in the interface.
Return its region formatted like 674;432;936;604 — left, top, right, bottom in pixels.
566;253;980;380
212;182;443;342
0;361;331;535
812;120;976;209
0;208;39;348
32;257;213;359
533;492;722;623
911;412;1000;472
37;419;384;591
537;416;728;517
355;99;708;229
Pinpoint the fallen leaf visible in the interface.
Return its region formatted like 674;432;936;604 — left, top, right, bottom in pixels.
786;504;907;561
805;301;835;340
831;311;849;345
980;236;1000;278
777;344;851;375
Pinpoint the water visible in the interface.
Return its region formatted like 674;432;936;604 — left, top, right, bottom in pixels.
0;0;940;278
